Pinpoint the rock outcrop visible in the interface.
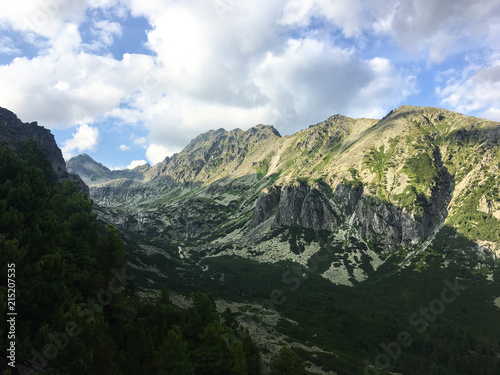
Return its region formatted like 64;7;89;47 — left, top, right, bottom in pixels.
0;107;88;193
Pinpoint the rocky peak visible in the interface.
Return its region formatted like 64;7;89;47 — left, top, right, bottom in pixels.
248;124;281;138
145;124;281;183
183;124;280;154
0;107;88;193
66;153;113;186
0;107;65;179
67;153;151;187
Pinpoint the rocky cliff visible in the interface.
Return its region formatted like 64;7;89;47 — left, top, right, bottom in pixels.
0;107;88;193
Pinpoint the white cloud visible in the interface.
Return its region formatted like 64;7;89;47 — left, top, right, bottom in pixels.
84;19;122;51
0;51;157;128
0;36;21;55
119;144;131;151
126;159;147;169
121;0;416;145
0;0;87;41
1;0;499;164
61;124;99;159
146;144;180;165
373;0;500;64
253;38;416;126
133;136;147;147
436;62;500;118
280;0;366;37
482;108;500;122
280;0;500;64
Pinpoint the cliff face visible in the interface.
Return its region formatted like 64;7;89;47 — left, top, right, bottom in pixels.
249;171;453;251
0;107;88;193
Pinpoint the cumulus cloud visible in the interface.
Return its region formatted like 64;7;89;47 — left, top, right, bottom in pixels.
0;0;86;39
121;0;417;143
126;159;147;169
1;0;499;169
0;51;158;127
281;0;500;64
377;0;500;63
436;62;500;118
61;124;99;159
253;38;416;126
119;144;131;151
280;0;366;37
145;144;183;165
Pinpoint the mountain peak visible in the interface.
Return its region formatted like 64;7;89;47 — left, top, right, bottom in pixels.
67;153;151;187
250;124;281;138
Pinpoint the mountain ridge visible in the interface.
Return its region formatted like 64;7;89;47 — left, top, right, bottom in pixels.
67;152;151;186
68;105;500;264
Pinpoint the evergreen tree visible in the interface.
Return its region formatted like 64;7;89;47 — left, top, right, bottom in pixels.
157;325;194;375
191;321;246;375
0;144;262;375
269;347;308;375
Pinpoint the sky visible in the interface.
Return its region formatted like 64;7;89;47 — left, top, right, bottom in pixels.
0;0;499;169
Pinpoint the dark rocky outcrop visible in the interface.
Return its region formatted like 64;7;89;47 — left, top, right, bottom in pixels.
0;107;88;194
250;174;453;251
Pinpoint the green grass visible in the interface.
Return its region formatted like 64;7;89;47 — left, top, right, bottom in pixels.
447;175;500;243
256;154;273;180
362;143;398;201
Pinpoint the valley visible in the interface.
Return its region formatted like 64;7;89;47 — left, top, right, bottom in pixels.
66;105;500;374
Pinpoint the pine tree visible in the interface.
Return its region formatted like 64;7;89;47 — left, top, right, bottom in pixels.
157;325;194;375
269;347;308;375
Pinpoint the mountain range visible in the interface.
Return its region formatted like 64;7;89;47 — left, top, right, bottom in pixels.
2;104;500;374
69;105;500;264
66;105;500;374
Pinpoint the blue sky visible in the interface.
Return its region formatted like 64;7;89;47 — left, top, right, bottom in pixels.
1;0;499;169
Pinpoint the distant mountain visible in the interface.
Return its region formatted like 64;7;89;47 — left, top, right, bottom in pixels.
67;153;150;186
0;106;87;193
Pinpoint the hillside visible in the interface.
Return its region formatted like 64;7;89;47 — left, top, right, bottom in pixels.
66;153;151;186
